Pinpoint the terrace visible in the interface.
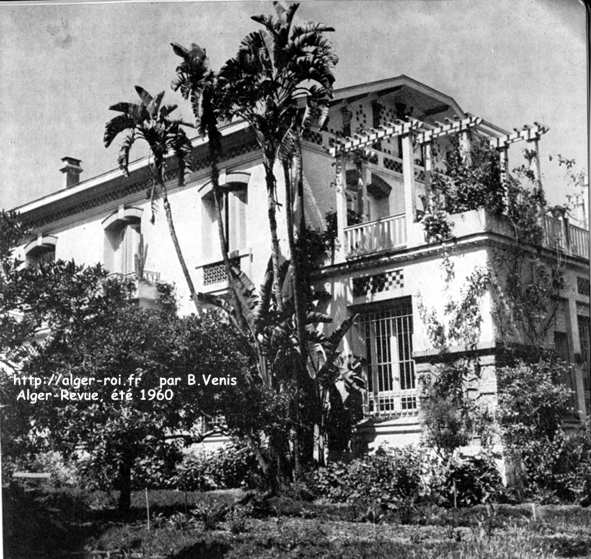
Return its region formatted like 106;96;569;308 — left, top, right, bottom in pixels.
303;117;589;263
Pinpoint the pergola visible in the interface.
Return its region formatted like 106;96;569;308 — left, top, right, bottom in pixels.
326;114;549;259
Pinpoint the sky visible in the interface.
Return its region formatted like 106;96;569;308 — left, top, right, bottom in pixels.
0;0;587;211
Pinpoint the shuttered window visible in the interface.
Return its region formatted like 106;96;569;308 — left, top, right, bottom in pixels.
202;185;248;257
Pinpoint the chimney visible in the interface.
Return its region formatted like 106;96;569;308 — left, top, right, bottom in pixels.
60;156;83;188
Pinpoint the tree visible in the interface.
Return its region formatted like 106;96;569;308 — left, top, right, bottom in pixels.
218;1;337;311
218;1;345;475
169;42;252;338
166;4;363;485
103;86;199;312
1;264;253;512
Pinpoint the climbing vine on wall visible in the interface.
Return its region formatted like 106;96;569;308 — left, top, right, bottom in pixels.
418;250;494;456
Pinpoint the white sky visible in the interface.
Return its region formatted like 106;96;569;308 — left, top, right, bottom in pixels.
0;0;587;210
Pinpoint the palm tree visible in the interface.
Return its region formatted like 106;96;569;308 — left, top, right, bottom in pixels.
169;43;253;338
104;86;198;311
218;2;338;315
218;1;338;473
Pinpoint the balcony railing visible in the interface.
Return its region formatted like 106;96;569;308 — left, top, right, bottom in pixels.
108;270;161;283
542;215;589;259
344;214;406;258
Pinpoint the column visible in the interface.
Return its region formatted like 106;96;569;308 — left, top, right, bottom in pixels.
498;144;509;211
402;133;416;242
423;142;433;211
335;155;348;262
568;296;587;420
360;159;371;221
526;136;542;192
459;130;472;167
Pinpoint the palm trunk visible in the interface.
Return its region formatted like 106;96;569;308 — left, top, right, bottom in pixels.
159;177;199;313
263;155;283;312
209;153;251;335
281;158;307;479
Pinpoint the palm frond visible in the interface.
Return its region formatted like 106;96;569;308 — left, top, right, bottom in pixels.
117;131;136;175
159;104;178;119
108;102;135;114
148;91;165;117
104;114;136;147
134;85;153;107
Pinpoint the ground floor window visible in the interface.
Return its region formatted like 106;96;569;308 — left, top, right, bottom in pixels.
358;296;417;415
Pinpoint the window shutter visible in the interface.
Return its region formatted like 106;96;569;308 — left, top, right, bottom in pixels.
201;193;216;259
120;222;140;275
229;187;247;252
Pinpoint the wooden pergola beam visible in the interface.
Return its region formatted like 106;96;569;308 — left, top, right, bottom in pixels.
415;115;482;144
489;122;549;149
328;118;424;157
328;114;484;157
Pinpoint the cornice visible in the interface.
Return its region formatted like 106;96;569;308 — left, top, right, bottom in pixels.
313;231;589;281
18;126;259;230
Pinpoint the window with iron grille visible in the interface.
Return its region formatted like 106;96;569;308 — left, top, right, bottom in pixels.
358;296;417;415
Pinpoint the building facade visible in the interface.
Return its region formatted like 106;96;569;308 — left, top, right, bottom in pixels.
14;76;590;450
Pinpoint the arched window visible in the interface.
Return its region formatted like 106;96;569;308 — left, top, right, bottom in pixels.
24;235;57;267
102;207;143;275
200;171;249;259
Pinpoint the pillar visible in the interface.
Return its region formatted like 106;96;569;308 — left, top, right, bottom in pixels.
360;159;371;221
402;133;416;241
335;155;348;262
567;295;587;420
526;136;542;192
459;130;472;167
498;144;509;211
423;142;433;211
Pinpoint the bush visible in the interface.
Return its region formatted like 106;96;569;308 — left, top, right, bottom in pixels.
306;446;423;511
497;358;591;502
172;441;261;491
433;455;503;507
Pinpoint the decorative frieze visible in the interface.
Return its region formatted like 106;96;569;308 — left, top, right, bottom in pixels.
352;268;404;297
21;140;259;229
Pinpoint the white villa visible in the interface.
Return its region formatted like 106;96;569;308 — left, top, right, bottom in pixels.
14;75;590;450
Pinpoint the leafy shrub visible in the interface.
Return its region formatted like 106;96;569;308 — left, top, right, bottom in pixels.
172;441;260;491
306;446;423;512
497;358;590;502
421;210;454;243
228;505;250;533
191;501;228;530
7;450;80;488
434;455;503;507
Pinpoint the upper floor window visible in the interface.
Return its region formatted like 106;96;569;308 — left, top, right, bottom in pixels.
102;207;143;276
201;173;249;260
23;235;57;268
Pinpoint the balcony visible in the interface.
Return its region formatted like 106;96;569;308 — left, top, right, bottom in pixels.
344;214;406;258
542;215;589;259
341;209;589;261
196;249;252;293
108;270;161;308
